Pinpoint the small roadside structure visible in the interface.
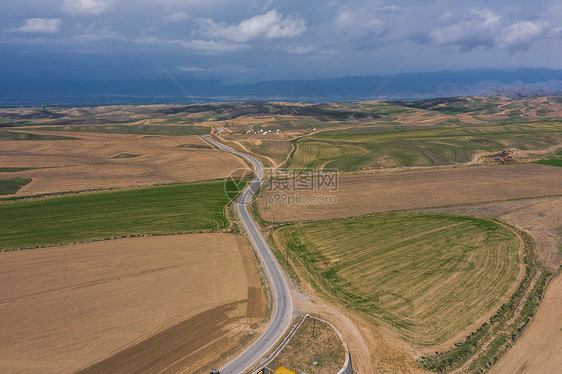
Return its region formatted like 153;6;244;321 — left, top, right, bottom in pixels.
259;314;351;374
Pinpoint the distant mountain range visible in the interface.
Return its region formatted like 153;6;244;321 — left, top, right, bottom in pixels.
1;68;561;106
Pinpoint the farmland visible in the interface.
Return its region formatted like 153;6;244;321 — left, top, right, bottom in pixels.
491;273;562;374
257;164;562;223
0;234;266;374
0;130;77;140
0;177;31;195
275;214;522;346
415;195;561;372
0;132;247;196
289;141;365;169
0;98;560;373
35;123;209;136
288;121;561;171
194;97;562;170
2;98;560;173
534;149;562;167
0;180;243;251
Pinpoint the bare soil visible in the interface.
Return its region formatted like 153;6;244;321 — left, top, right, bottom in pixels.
0;234;266;374
257;164;562;223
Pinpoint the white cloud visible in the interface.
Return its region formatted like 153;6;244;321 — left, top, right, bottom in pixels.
62;0;110;16
499;21;547;52
136;36;247;53
289;45;315;54
335;7;381;29
429;9;500;51
428;8;551;53
198;9;306;43
164;12;189;23
10;18;61;33
72;25;121;42
177;66;205;72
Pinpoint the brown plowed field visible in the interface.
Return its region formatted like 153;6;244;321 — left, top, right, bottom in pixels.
0;131;248;196
0;234;266;374
257;164;562;222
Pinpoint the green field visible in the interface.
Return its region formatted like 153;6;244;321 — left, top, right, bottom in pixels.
289;141;364;169
175;143;213;149
0;130;77;140
35;124;210;136
0;180;244;251
534;150;562;167
288;120;562;170
111;153;142;159
276;214;522;346
0;177;32;195
0;167;40;172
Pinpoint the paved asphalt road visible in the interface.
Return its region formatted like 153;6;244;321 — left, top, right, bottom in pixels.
202;136;293;374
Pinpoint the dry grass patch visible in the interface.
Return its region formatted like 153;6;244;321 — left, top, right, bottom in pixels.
267;317;346;373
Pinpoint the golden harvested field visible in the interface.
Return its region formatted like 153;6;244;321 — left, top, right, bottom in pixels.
0;234;266;374
0;131;248;196
275;214;522;346
257;164;562;222
491;273;562;374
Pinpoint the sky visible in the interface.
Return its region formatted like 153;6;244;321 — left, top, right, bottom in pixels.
1;0;561;83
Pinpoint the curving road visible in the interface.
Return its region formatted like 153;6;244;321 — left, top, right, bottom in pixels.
202;135;293;374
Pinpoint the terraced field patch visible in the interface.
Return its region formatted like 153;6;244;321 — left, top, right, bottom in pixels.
289;141;365;169
276;214;522;346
